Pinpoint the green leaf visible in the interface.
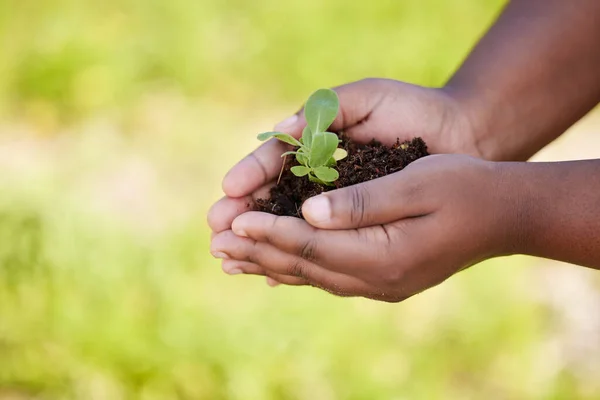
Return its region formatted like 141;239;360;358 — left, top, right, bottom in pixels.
309;132;339;168
302;125;313;148
257;132;302;147
280;151;299;157
296;153;308;166
308;174;326;185
313;166;339;182
305;89;339;133
333;148;348;161
291;166;311;177
326;157;336;167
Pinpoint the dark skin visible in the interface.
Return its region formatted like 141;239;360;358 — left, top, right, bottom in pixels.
208;0;600;299
447;0;600;161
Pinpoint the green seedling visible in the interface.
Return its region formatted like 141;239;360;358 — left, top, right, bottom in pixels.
257;88;347;185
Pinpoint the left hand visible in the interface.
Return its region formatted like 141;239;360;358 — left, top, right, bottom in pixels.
210;154;522;301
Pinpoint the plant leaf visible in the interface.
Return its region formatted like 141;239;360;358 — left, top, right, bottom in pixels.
280;151;299;157
257;132;302;147
305;89;339;133
296;153;308;166
309;132;339;168
333;148;348;161
302;125;313;148
308;174;326;185
313;166;339;182
291;165;311;177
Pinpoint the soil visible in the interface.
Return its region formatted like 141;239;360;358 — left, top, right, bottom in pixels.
255;135;429;218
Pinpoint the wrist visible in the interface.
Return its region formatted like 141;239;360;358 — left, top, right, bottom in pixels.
489;161;535;257
441;84;509;162
495;160;600;268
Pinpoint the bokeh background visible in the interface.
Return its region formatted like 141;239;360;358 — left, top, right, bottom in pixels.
1;0;599;399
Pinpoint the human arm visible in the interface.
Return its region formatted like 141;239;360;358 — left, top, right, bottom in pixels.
447;0;600;161
501;158;600;267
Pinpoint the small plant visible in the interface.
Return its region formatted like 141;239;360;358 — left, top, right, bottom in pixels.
257;88;347;185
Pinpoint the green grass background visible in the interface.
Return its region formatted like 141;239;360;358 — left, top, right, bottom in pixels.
1;0;599;399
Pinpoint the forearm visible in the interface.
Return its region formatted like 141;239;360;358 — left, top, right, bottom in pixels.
446;0;600;162
501;159;600;269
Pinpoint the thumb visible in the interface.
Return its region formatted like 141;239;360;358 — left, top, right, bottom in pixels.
275;79;384;136
273;111;306;138
301;172;429;229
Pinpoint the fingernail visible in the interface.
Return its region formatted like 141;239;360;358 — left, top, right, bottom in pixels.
266;277;280;287
225;267;243;275
233;227;248;238
212;251;230;259
274;115;298;131
303;195;331;224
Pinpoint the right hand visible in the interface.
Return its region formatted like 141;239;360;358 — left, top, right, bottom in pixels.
211;154;517;299
208;78;481;240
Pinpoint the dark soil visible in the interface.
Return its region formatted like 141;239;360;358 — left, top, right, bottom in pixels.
255;135;429;218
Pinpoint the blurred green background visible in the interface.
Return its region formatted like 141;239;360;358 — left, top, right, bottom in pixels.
1;0;600;399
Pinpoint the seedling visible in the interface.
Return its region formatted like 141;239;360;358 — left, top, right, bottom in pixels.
257;88;347;185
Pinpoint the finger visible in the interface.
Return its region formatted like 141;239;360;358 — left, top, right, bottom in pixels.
292;80;386;134
231;212;388;274
266;277;281;287
273;79;388;141
333;79;438;147
211;230;373;296
302;168;433;229
207;184;272;233
263;273;309;286
208;196;254;233
222;118;305;198
328;79;386;134
221;236;394;299
221;259;309;286
273;113;306;136
213;230;322;279
221;259;262;275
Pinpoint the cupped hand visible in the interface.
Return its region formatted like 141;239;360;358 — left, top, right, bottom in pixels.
211;155;521;301
208;78;480;237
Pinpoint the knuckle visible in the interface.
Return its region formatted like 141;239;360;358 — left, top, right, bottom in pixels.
379;225;392;247
299;237;318;262
244;240;262;264
349;185;370;226
357;227;394;264
378;225;405;260
248;152;269;183
287;258;308;279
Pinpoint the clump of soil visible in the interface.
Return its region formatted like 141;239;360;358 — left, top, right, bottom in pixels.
255;135;429;218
